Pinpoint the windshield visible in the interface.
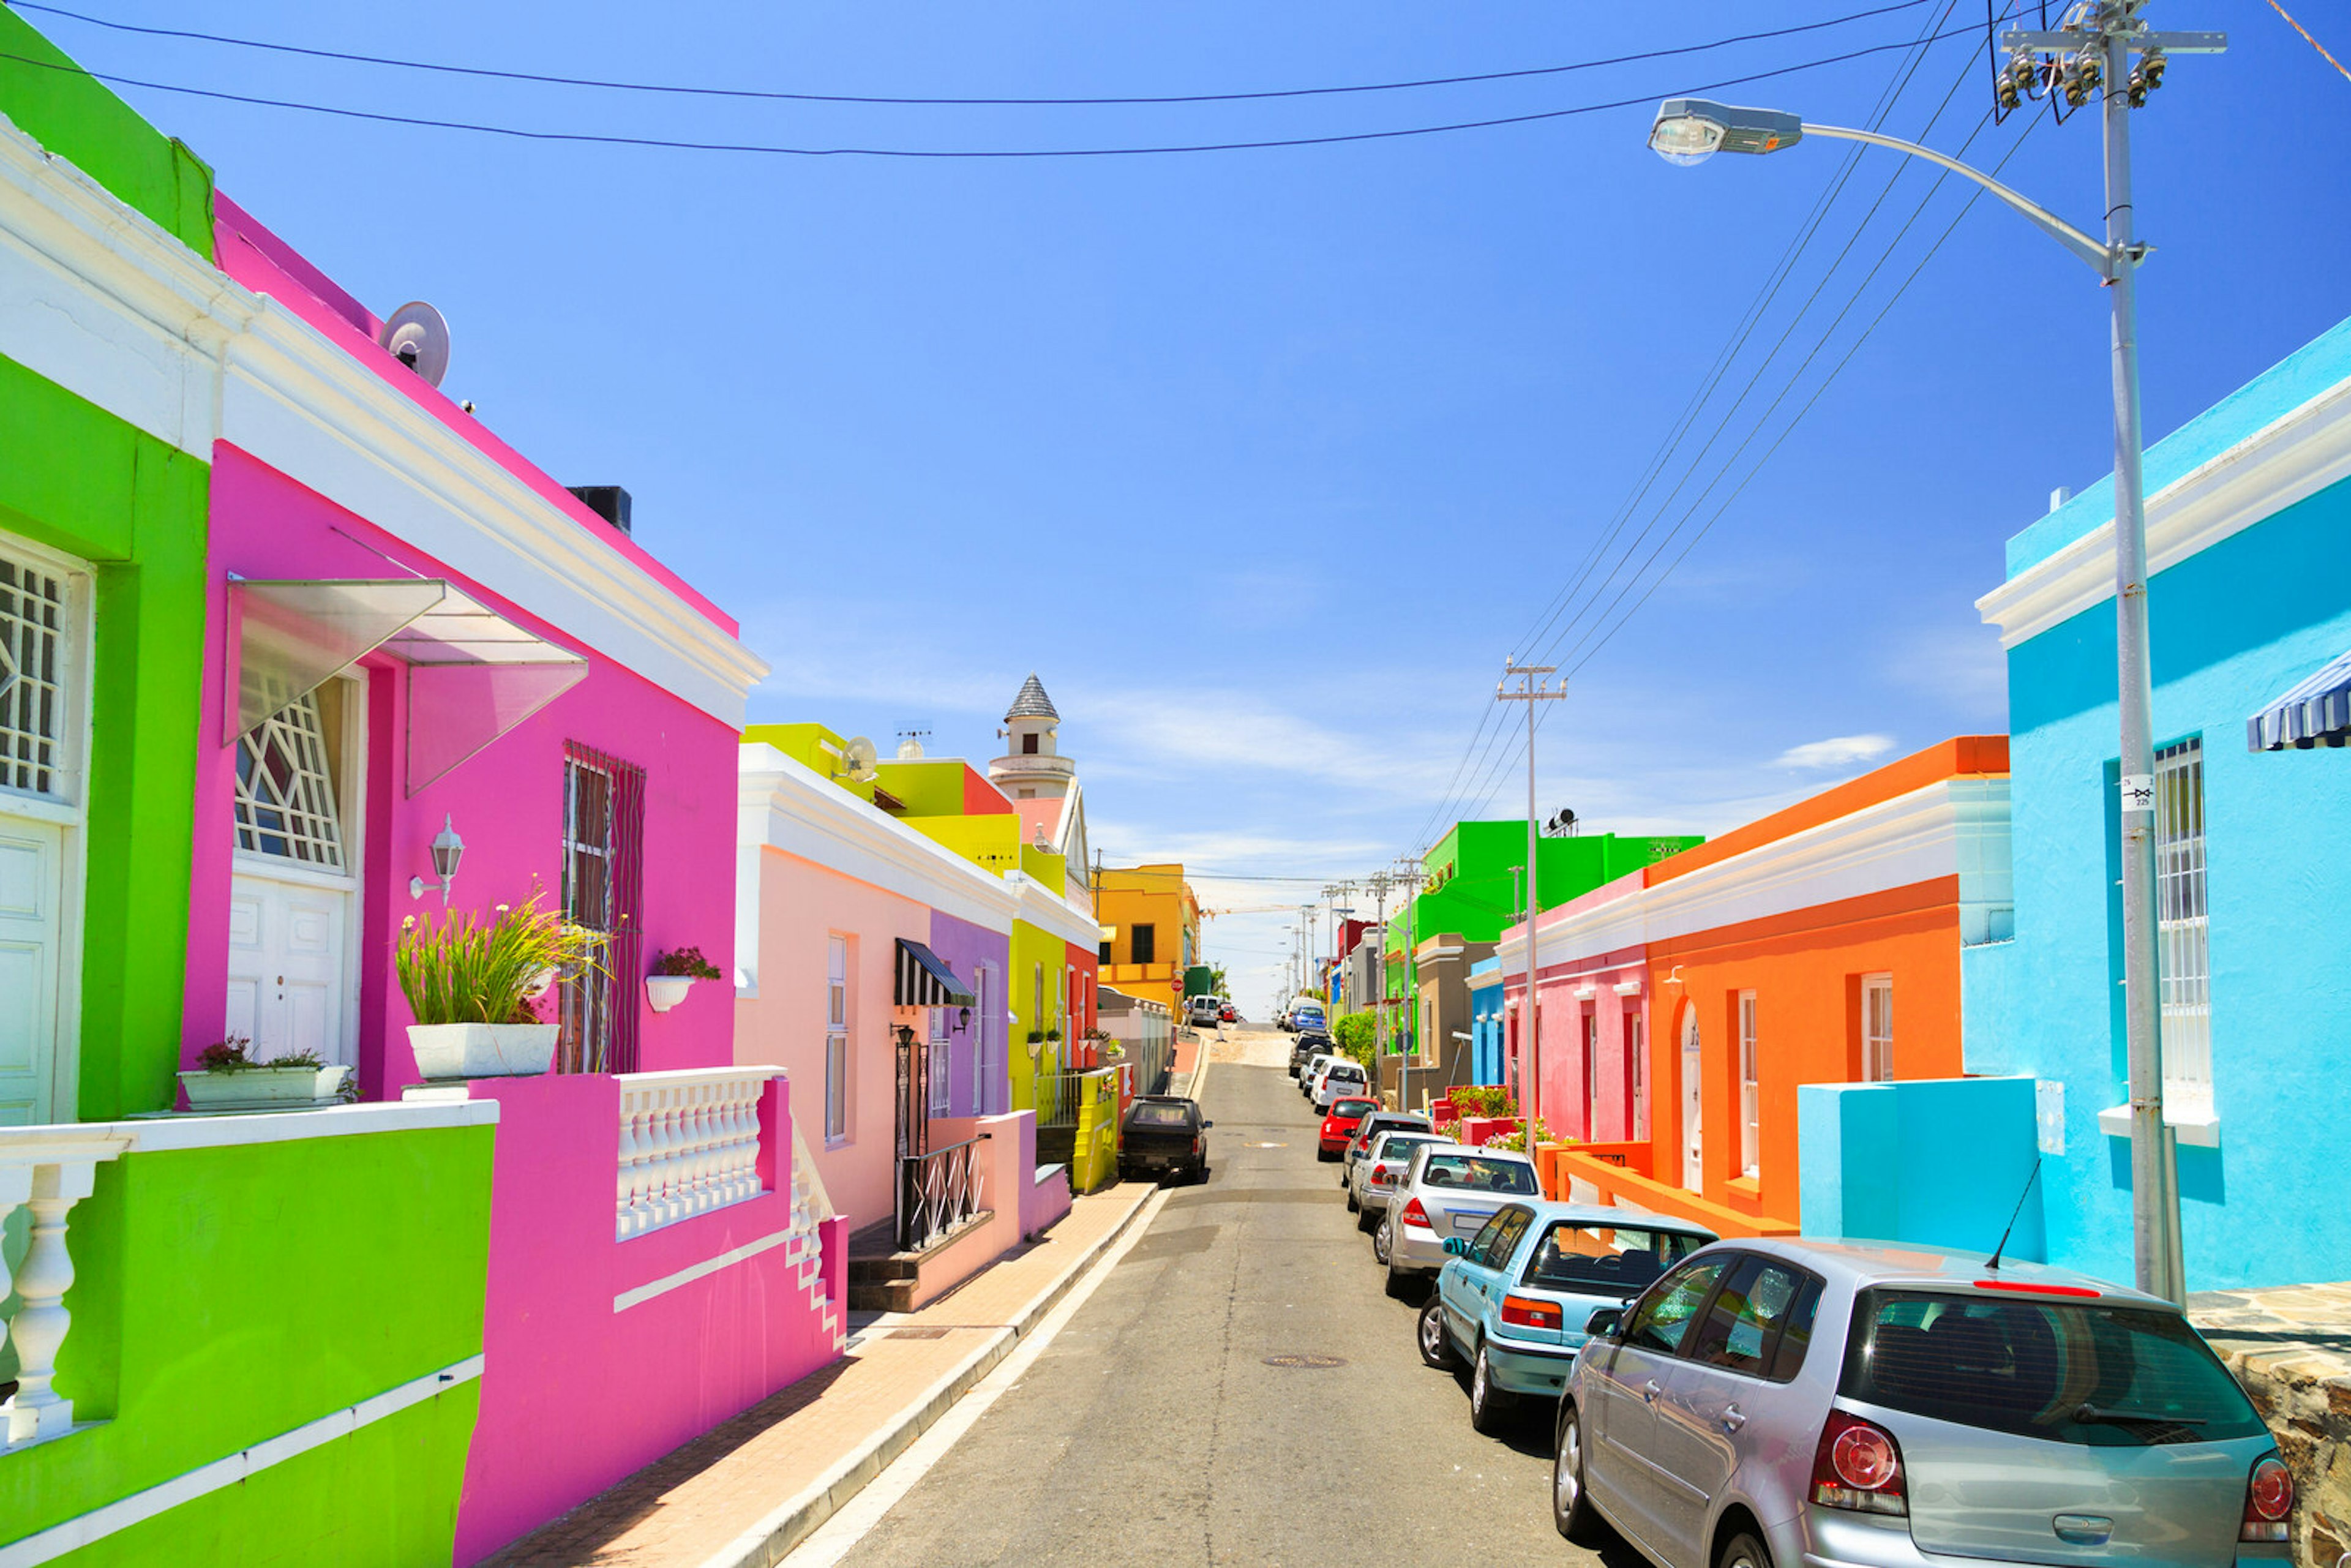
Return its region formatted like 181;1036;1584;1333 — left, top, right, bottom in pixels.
1417;1154;1537;1195
1522;1223;1711;1297
1841;1289;2266;1447
1127;1103;1192;1128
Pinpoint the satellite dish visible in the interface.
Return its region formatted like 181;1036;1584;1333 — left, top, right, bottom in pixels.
842;735;879;781
378;301;451;388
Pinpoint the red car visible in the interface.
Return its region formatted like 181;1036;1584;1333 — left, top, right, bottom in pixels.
1219;1004;1236;1022
1318;1097;1381;1160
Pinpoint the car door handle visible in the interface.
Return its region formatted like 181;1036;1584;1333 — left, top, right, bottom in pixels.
1722;1403;1747;1433
1643;1380;1662;1403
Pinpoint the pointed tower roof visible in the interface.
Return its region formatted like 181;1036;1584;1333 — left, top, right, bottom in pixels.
1006;673;1059;722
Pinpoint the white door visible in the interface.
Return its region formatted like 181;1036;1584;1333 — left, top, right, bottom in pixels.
0;816;64;1125
225;872;351;1067
1681;1007;1703;1193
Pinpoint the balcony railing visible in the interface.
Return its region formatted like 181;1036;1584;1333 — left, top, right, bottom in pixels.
616;1068;773;1240
1035;1068;1114;1131
898;1136;986;1252
0;1129;127;1448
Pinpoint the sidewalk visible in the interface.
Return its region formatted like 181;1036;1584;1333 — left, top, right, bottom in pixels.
481;1182;1161;1568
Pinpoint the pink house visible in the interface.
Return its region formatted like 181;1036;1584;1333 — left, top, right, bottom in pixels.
1497;871;1652;1144
191;198;844;1560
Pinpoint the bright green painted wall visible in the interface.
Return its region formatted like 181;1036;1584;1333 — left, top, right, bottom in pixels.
0;1125;493;1560
1007;918;1071;1113
1070;1074;1119;1193
904;812;1019;875
741;722;883;804
871;757;981;817
0;9;214;259
0;353;209;1119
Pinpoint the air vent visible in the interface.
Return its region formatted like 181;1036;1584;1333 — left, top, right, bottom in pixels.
566;485;632;535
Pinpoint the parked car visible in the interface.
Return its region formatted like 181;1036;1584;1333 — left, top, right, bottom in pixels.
1349;1129;1447;1228
1551;1239;2294;1568
1379;1145;1540;1297
1341;1111;1432;1185
1318;1097;1381;1159
1117;1095;1212;1184
1417;1202;1715;1433
1301;1054;1349;1098
1220;1003;1237;1022
1311;1060;1369;1111
1290;1004;1327;1035
1187;996;1221;1028
1289;1033;1335;1078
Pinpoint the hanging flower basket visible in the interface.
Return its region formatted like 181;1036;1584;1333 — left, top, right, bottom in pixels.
397;892;602;1080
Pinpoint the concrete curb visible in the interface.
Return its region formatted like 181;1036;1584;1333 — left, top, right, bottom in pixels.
697;1186;1161;1568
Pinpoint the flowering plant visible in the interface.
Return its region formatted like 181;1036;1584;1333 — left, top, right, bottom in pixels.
195;1035;326;1073
397;891;605;1026
651;945;724;980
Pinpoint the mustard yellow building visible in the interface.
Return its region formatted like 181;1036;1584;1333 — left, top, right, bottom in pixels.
1097;864;1201;1012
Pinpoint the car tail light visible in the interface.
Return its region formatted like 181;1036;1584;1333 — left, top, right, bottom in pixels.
1810;1411;1907;1517
2241;1455;2292;1542
1500;1295;1562;1331
1191;1134;1204;1155
1400;1198;1432;1230
1371;1165;1397;1186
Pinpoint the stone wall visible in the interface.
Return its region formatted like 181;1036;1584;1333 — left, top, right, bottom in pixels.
2192;1282;2351;1567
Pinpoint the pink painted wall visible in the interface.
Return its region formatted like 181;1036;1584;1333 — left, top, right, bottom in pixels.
453;1072;838;1564
184;445;740;1095
1502;870;1648;1142
907;1109;1037;1307
735;846;932;1234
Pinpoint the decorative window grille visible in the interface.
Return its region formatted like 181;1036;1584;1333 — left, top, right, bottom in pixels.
2154;738;2213;1113
927;1009;951;1117
825;936;850;1139
559;743;644;1075
0;550;69;800
1862;975;1894;1082
232;689;346;869
1738;992;1760;1179
1628;1011;1648;1141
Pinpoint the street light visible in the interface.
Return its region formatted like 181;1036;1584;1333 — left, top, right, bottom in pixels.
1644;5;2225;1306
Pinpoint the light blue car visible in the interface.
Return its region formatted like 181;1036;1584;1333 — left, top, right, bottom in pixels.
1419;1199;1715;1434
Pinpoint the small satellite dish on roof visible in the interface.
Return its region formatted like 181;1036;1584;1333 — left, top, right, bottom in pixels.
378;301;451;387
842;736;879;781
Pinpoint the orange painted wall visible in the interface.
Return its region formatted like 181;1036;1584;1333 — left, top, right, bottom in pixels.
1644;874;1966;1230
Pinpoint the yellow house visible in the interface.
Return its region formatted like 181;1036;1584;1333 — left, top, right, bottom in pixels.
1097;864;1201;1013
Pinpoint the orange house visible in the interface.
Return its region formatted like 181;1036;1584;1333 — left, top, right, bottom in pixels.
1504;738;2011;1236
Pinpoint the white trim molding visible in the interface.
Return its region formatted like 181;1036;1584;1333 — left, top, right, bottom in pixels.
614;1224;798;1312
1978;370;2351;648
0;114;766;726
0;1355;484;1568
1496;778;2012;980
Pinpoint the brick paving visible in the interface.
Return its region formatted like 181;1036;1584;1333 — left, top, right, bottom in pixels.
479;1182;1158;1568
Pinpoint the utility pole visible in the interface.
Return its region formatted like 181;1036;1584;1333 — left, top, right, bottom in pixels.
1391;857;1427;1107
1363;871;1394;1054
1498;659;1569;1131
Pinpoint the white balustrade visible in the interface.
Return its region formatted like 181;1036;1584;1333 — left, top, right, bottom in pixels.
615;1068;775;1240
0;1130;127;1450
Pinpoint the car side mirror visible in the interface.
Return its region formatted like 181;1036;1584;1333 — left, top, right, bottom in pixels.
1201;1120;1213;1129
1442;1236;1471;1258
1584;1307;1625;1341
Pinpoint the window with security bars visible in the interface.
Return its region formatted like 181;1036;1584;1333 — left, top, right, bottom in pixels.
560;744;645;1075
2154;738;2212;1114
1738;992;1760;1179
233;688;345;870
0;549;69;800
928;1011;951;1117
1627;1010;1648;1141
825;936;850;1140
1862;975;1894;1082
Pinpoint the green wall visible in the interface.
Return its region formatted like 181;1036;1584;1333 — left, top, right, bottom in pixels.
871;757;981;817
0;9;214;260
1007;918;1070;1114
0;353;210;1119
0;1125;493;1562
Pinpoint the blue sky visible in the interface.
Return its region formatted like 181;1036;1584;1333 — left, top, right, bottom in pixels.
48;0;2349;1010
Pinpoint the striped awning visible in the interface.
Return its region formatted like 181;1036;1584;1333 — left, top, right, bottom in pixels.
2248;648;2351;751
894;940;974;1008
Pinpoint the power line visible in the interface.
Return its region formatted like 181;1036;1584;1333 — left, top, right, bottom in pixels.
0;18;2009;159
11;0;1936;108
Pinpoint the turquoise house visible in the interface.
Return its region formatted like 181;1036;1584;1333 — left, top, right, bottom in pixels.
1802;316;2351;1291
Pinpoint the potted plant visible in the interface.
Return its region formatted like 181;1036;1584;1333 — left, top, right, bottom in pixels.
178;1037;352;1111
646;945;724;1013
399;893;604;1080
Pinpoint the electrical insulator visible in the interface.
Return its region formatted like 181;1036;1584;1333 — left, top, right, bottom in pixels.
2126;66;2149;107
1997;75;2022;111
2142;50;2167;91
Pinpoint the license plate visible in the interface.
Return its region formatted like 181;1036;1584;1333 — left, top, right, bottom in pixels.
1449;1213;1487;1234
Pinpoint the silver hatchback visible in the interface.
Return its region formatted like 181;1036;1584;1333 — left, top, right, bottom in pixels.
1554;1238;2292;1568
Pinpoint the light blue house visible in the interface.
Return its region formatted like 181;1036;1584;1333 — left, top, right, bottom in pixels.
1467;956;1507;1086
1802;316;2351;1291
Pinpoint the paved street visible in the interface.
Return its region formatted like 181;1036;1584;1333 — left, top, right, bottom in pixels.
828;1026;1633;1567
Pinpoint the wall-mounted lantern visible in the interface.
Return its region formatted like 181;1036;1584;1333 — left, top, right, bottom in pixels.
410;814;465;904
955;1006;973;1035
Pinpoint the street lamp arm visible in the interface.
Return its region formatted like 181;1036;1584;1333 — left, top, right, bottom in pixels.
1799;122;2114;277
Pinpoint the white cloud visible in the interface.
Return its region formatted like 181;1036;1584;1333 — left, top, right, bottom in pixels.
1771;733;1898;770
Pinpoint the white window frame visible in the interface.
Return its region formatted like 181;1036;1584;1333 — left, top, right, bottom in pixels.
1861;974;1894;1083
927;1007;951;1117
825;935;850;1143
2154;738;2212;1114
1629;1010;1648;1141
1738;991;1760;1180
0;536;91;814
973;963;995;1115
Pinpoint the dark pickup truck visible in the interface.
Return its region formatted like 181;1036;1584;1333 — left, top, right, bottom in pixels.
1119;1095;1212;1184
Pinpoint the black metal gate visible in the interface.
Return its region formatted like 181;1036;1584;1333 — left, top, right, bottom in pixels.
893;1023;929;1241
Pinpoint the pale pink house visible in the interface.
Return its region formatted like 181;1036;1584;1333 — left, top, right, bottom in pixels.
190;197;844;1561
1496;871;1652;1144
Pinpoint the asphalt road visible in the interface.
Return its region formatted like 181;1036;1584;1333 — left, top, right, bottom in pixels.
830;1026;1637;1568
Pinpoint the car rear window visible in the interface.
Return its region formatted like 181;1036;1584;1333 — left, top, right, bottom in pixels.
1128;1103;1192;1128
1840;1288;2267;1446
1521;1223;1711;1298
1418;1155;1538;1194
1371;1135;1439;1161
1329;1099;1379;1117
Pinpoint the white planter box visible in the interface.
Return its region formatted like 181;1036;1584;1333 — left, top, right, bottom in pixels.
645;975;696;1013
408;1022;558;1081
179;1064;351;1111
